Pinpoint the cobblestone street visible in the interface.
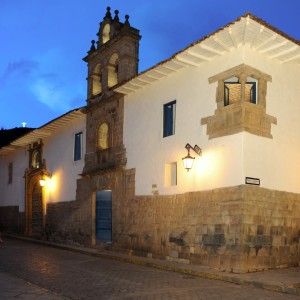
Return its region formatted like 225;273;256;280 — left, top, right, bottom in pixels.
0;238;298;299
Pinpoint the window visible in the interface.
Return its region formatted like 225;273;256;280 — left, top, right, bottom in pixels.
224;76;257;106
202;64;276;139
246;77;257;104
74;132;83;161
224;77;241;106
8;162;13;184
98;123;109;149
163;100;176;137
165;162;177;187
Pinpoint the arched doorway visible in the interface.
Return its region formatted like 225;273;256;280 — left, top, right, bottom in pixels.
25;176;45;238
30;182;43;237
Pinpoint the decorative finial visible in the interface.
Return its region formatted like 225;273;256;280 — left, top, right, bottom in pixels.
104;6;112;19
90;40;96;51
114;10;119;22
125;14;130;25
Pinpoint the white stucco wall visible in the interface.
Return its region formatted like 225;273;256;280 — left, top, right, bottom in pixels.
242;46;300;193
124;48;247;195
124;45;300;195
0;148;28;211
43;115;86;204
0;114;86;211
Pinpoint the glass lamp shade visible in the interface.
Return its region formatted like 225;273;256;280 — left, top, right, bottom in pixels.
39;179;46;187
182;154;195;171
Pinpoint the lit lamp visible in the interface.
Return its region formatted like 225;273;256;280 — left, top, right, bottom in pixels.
39;177;46;187
182;143;202;171
39;171;52;187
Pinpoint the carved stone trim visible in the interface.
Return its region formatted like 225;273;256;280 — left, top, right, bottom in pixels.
201;102;277;139
208;64;272;84
202;64;277;139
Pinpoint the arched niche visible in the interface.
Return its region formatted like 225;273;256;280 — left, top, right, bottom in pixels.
102;24;110;44
98;122;109;150
92;64;102;96
107;53;119;88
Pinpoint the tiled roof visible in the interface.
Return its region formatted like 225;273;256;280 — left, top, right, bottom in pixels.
0;107;85;156
115;13;300;95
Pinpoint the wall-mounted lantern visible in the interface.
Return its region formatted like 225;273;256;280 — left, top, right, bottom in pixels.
182;143;202;171
39;171;52;187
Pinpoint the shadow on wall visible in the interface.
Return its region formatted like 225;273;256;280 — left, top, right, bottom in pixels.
0;206;25;234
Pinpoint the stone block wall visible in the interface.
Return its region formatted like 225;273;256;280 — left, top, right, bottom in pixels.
46;200;85;245
0;206;24;234
239;186;300;271
42;166;300;273
84;95;126;175
113;181;300;273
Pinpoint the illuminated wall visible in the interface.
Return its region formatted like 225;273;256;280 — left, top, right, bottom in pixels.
0;114;86;215
124;44;300;195
43;115;86;204
242;45;300;193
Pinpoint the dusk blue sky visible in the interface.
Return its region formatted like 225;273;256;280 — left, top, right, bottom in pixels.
1;0;299;129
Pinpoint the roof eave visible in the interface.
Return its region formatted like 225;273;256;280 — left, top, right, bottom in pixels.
115;13;300;95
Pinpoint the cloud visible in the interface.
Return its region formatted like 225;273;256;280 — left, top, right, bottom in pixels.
3;59;38;78
0;48;86;113
29;78;70;111
0;59;38;88
26;48;86;111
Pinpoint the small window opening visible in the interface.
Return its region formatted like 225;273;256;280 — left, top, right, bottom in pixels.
74;132;83;161
224;77;240;106
224;76;258;106
163;100;176;137
246;76;258;104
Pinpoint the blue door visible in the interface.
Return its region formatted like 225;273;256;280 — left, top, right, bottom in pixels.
96;190;112;242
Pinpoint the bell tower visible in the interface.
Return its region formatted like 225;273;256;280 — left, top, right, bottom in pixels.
83;7;141;105
77;6;141;245
81;7;141;176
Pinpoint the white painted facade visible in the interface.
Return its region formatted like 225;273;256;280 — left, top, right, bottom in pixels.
1;13;300;205
0;148;28;211
42;116;86;204
123;43;300;195
0;112;86;211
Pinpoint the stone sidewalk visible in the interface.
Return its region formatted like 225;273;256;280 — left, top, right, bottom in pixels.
6;235;300;296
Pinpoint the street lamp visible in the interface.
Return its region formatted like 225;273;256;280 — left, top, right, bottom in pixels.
182;143;202;171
